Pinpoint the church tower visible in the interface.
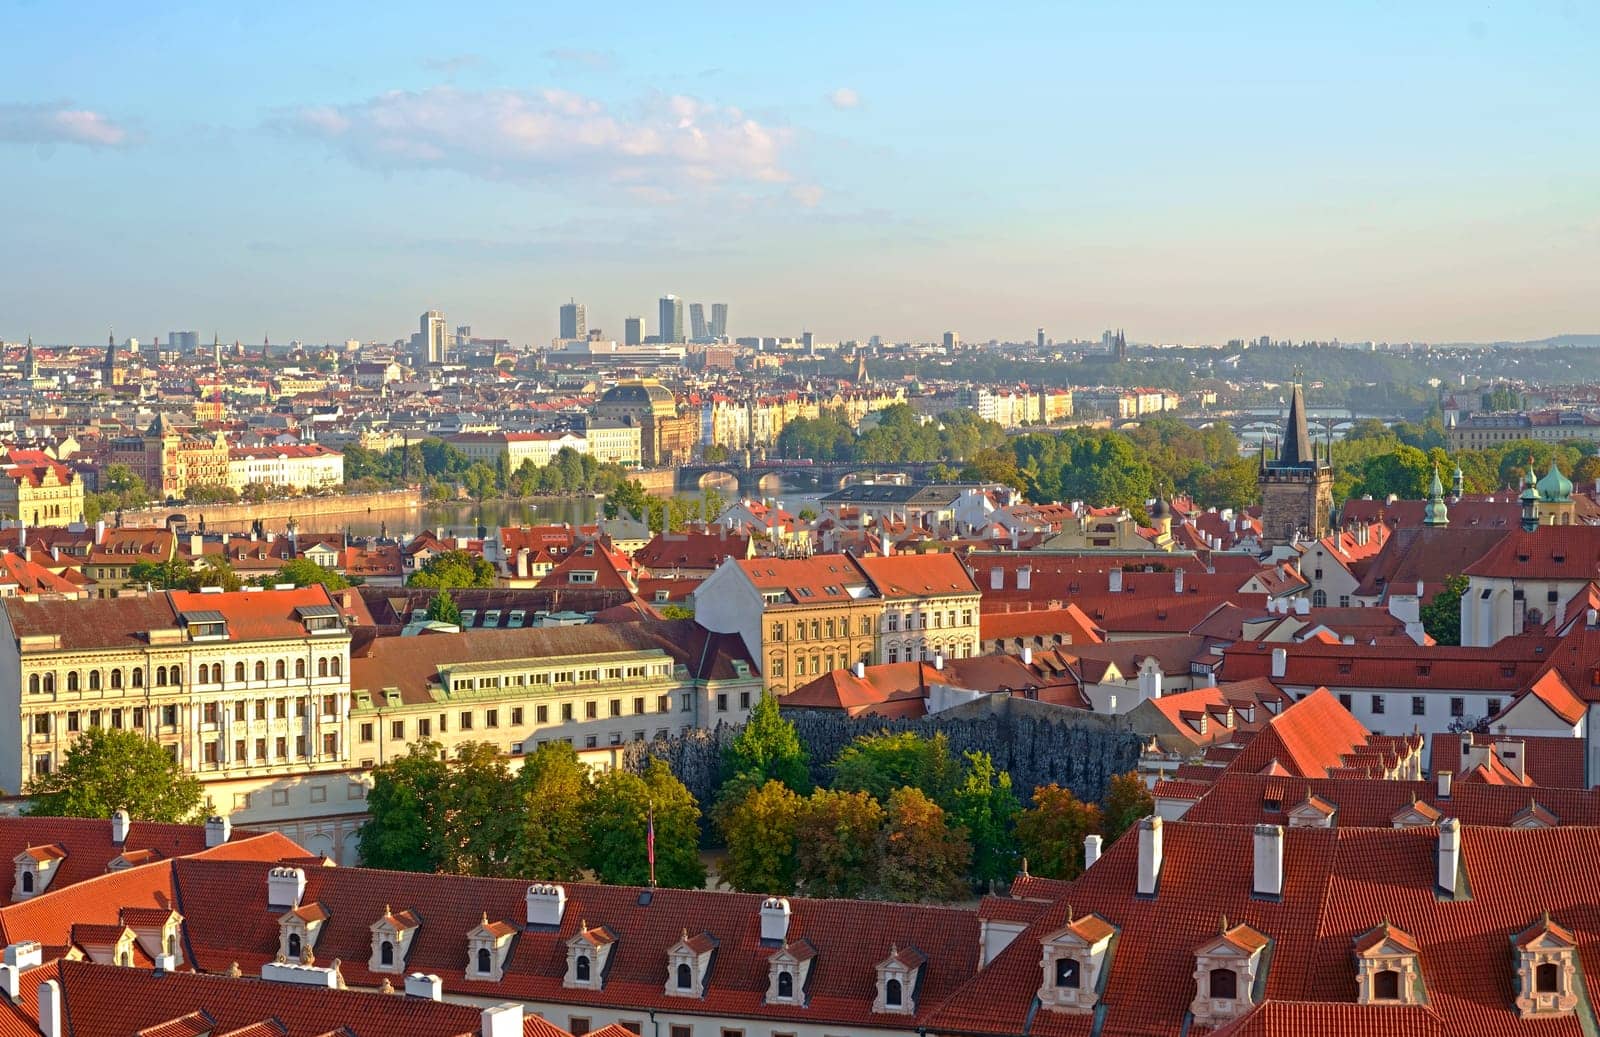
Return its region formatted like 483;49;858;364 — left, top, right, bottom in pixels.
23;337;37;381
103;330;126;388
1258;383;1333;548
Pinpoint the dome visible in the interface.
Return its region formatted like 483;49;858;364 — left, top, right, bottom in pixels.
1149;498;1170;519
599;380;673;405
1537;460;1573;502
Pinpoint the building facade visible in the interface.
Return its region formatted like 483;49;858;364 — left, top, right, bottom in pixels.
0;450;85;527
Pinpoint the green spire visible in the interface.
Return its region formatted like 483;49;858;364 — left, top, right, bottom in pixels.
1424;464;1449;527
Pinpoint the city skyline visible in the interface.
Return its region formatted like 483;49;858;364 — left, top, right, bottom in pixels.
1;2;1595;344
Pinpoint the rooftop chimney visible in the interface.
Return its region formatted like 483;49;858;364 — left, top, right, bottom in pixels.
1174;568;1185;593
1588;608;1598;630
1084;834;1103;870
1270;648;1288;679
933;653;945;671
1;942;41;999
267;866;306;911
1109;568;1123;593
1136;816;1163;896
94;519;106;546
189;532;203;557
481;1003;524;1037
205;814;231;847
1253;824;1284;898
38;978;60;1037
1436;770;1453;800
1022;645;1033;666
760;896;792;942
405;972;444;1000
525;883;566;928
1294;597;1310;616
111;809;130;846
1437;817;1461;898
853;660;866;679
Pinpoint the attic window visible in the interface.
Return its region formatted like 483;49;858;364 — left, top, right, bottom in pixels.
1416;664;1431;677
796;587;813;597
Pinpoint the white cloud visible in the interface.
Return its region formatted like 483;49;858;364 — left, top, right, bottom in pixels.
0;102;137;148
827;87;862;110
272;87;795;196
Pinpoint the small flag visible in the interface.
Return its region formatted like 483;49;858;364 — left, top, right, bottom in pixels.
647;801;657;887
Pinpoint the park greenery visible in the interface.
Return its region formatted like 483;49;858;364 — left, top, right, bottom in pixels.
343;440;636;502
24;727;206;823
407;548;498;589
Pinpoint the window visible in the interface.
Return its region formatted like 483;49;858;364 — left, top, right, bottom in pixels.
717;693;728;712
234;662;246;682
380;941;394;966
886;977;903;1007
681;693;692;712
88;671;100;691
1371;695;1385;715
777;971;794;998
575;955;590;982
256;738;266;760
1340;595;1351;607
633;697;645;715
360;723;374;743
391;720;405;740
255;661;266;680
1209;968;1238;1000
670;1027;692;1037
318;658;329;678
1537;961;1559;994
66;672;79;692
740;691;751;709
275;660;286;679
296;735;307;757
31;714;49;735
276;699;288;718
1412;696;1426;716
609;699;621;717
66;711;79;733
1450;697;1465;718
1487;698;1502;716
569;1022;590;1037
561;704;573;722
27;675;38;695
275;737;287;759
1312;589;1327;607
771;622;783;641
1055;957;1079;988
677;962;693;989
1338;693;1352;710
478;947;492;974
131;669;142;688
516;707;527;725
288;933;302;959
203;702;218;725
460;711;473;731
418;719;431;737
586;701;598;720
1374;969;1400;1000
110;669;122;689
295;659;306;679
234;739;245;761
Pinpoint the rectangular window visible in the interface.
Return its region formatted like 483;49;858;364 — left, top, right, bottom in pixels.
418;719;431;737
360;722;374;742
1338;693;1352;710
586;701;598;720
634;696;645;715
32;714;49;735
561;703;573;722
391;720;405;740
322;695;337;717
203;702;218;725
681;693;693;712
275;736;287;759
203;742;219;765
33;754;51;776
256;737;266;760
66;710;79;733
717;693;728;712
670;1026;691;1037
234;738;246;762
513;707;525;725
255;700;267;720
438;713;448;732
1450;697;1465;718
276;699;287;719
234;701;246;722
1371;695;1385;715
132;707;144;729
111;708;123;729
486;709;498;728
295;735;307;757
89;709;101;728
163;705;178;727
1488;697;1502;716
460;711;474;731
585;735;597;748
1412;696;1426;716
609;699;621;717
569;1021;589;1036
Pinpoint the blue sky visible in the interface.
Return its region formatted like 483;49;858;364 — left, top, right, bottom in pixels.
2;1;1595;345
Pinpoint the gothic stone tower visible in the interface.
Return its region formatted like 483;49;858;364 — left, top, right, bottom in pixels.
1258;383;1333;548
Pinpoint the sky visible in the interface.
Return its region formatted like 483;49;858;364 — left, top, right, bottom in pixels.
1;0;1596;347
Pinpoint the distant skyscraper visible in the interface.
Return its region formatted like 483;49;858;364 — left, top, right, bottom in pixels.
1037;327;1046;349
710;303;728;338
559;300;587;340
689;303;707;340
624;316;644;346
802;330;815;354
658;295;684;343
942;331;960;351
170;330;199;354
417;310;447;365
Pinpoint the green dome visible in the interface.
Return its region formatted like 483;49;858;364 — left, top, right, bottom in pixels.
1537;460;1573;502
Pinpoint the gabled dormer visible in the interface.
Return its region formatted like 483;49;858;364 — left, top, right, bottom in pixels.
1190;920;1270;1025
277;902;329;964
1038;909;1116;1014
1513;914;1578;1018
1510;801;1558;829
764;938;815;1005
467;913;518;982
369;905;419;974
1353;922;1425;1005
106;848;161;872
1286;794;1336;828
664;928;717;998
72;923;137;966
13;844;65;900
873;944;926;1015
564;921;616;990
1390;798;1441;829
120;907;184;966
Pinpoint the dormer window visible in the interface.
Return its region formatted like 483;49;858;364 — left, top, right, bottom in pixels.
1190;921;1268;1025
1513;914;1578;1018
664;929;717;998
13;844;65;901
466;913;517;982
368;905;419;974
874;944;926;1015
1353;922;1425;1005
277;902;328;964
565;922;616;990
764;937;816;1006
1038;910;1116;1014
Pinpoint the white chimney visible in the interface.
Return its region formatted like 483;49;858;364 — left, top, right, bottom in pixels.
405;972;444;1000
1017;565;1032;591
1173;568;1185;593
205;814;231;847
1109;568;1123;593
1084;834;1103;870
1437;817;1461;897
760;896;792;942
4;943;41;970
0;964;16;1000
38;979;61;1037
853;660;866;679
1436;770;1453;799
1588;608;1597;629
154;953;177;973
934;653;945;671
1253;824;1284;898
189;532;203;556
94;519;106;545
481;1003;524;1037
1138;662;1162;702
525;883;566;928
1136;816;1163;896
1294;597;1310;615
1022;646;1033;666
1270;648;1287;679
111;809;130;846
267;866;306;910
516;548;530;581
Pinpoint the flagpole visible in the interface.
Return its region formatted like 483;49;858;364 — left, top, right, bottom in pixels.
647;800;657;888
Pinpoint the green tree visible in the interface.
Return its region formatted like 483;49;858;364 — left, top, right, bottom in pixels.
426;590;461;625
794;788;884;898
506;741;594;881
588;758;706;889
719;779;803;893
408;549;497;589
128;558;198;590
190;556;242;591
830;730;960;806
951;751;1020;886
1421;574;1467;647
722;693;811;794
25;728;205;822
1351;444;1432;501
269;558;350;591
359;740;449;872
878;786;972;902
1014;783;1103;880
439;742;516;876
605;479;650;522
1101;772;1154;846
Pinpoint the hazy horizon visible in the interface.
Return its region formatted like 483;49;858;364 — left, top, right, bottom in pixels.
3;1;1595;345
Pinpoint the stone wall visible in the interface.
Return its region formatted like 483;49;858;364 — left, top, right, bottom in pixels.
116;488;421;530
622;694;1143;808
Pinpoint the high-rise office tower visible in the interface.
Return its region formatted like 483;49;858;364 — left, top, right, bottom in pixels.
624;316;644;346
689;303;707;340
418;310;447;365
658;295;684;343
559;300;587;340
1037;327;1046;349
710;303;728;338
170;330;199;354
942;330;960;351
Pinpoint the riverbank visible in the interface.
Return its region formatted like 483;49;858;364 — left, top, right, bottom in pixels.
117;488;421;530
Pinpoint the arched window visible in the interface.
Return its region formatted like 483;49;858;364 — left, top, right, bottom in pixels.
20;872;33;893
677;962;692;989
318;658;329;678
171;668;180;688
1537;962;1559;994
42;674;54;694
255;661;266;680
886;977;903;1006
331;657;342;677
1312;589;1328;607
28;675;38;695
295;659;307;679
131;669;143;688
1373;969;1400;1000
288;933;301;959
66;672;79;692
234;662;246;682
478;947;493;974
156;667;167;686
1209;968;1238;1000
166;933;176;955
777;971;793;998
275;660;286;679
575;955;590;982
380;940;394;966
1055;957;1080;988
120;951;131;967
110;670;123;690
